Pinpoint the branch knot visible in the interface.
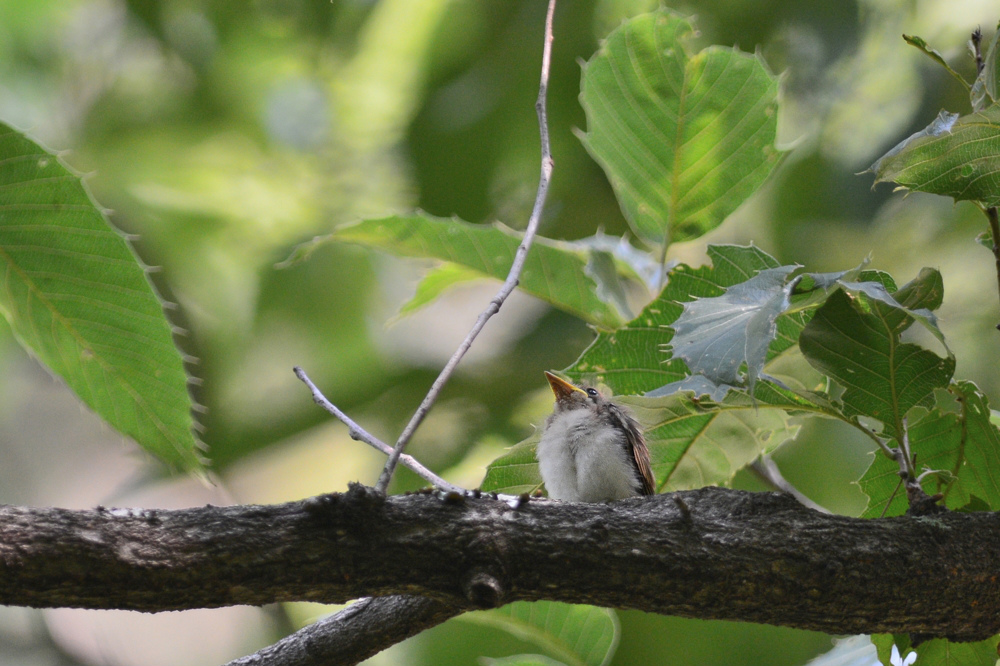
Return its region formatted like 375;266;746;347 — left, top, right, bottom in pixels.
463;569;504;609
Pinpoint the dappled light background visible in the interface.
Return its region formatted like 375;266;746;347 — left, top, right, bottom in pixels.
1;0;998;664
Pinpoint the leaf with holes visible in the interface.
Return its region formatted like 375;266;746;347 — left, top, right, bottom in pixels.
670;265;799;393
0;123;202;472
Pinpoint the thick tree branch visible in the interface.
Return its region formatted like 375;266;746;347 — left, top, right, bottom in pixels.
2;486;999;646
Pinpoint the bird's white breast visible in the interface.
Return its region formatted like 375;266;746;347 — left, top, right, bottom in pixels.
537;408;642;502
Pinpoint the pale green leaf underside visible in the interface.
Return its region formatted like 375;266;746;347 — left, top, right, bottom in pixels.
465;601;619;666
870;104;1000;206
480;655;569;666
567;244;804;397
393;262;482;321
480;432;544;495
580;10;782;245
671;265;798;392
295;214;626;329
0;123;202;472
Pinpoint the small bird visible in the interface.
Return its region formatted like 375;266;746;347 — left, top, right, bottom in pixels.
536;371;655;501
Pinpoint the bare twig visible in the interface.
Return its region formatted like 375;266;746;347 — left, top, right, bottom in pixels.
894;419;944;516
972;28;985;76
294;367;464;494
984;206;1000;329
374;0;559;493
748;456;829;514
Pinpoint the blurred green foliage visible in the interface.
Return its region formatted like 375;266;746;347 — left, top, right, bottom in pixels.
3;0;1000;665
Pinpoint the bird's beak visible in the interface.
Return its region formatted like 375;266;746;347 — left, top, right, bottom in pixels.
544;371;586;403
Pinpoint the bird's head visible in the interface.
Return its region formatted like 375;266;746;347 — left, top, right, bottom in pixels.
544;371;605;413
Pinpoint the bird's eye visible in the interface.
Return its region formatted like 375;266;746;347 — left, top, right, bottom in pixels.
586;388;599;398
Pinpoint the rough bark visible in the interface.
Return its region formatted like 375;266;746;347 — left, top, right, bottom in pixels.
1;485;998;643
224;596;459;666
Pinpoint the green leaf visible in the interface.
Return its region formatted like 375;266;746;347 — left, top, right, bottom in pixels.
620;392;800;491
799;280;954;443
869;105;1000;207
480;433;544;495
860;381;1000;516
0;123;203;472
902;34;971;93
858;406;967;518
480;656;569;666
950;381;1000;509
873;634;1000;666
568;244;795;397
291;214;627;329
971;23;1000;111
579;10;782;246
464;601;619;666
393;262;483;321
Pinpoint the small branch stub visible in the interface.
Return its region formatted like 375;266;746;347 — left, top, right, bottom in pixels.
463;570;505;609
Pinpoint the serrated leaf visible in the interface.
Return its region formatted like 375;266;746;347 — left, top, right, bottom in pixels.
0;123;202;472
869;105;1000;207
480;432;544;495
799;285;954;443
292;214;627;329
653;256;918;399
873;634;999;666
579;10;782;246
860;381;1000;516
950;380;1000;509
859;406;968;518
568;244;794;396
670;265;799;392
465;601;619;666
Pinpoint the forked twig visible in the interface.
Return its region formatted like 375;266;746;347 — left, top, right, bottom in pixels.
374;0;559;493
294;367;464;494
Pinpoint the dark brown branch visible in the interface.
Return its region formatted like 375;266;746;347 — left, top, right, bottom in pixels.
224;596;459;666
2;486;999;643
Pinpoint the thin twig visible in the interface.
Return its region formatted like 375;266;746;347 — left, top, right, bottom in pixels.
374;0;559;493
895;419;944;515
972;28;985;76
985;206;1000;329
294;367;465;494
749;456;830;514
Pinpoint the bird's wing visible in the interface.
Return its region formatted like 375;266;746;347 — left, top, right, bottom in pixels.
610;404;656;495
